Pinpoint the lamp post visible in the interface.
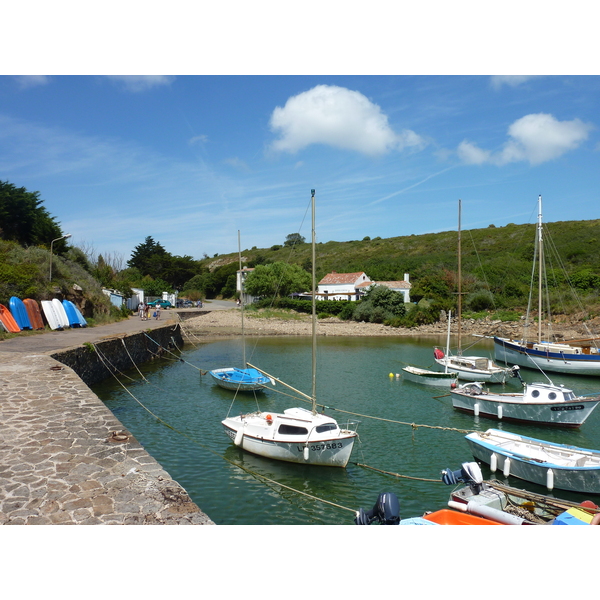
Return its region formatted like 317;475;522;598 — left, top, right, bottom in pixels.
49;233;72;281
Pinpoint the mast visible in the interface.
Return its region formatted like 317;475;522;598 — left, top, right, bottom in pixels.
457;199;462;355
537;194;543;344
238;230;245;367
311;189;317;414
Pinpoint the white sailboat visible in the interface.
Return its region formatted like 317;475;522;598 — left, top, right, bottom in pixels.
402;310;458;387
434;199;511;383
221;190;358;467
209;231;273;392
494;195;600;376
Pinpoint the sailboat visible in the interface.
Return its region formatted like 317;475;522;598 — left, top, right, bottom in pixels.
402;310;458;387
209;231;273;392
434;199;511;383
221;190;359;467
494;195;600;376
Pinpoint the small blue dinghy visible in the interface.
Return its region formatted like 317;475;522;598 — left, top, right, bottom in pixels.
62;300;87;327
9;296;32;330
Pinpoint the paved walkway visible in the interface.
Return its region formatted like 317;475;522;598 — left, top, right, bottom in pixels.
0;305;228;525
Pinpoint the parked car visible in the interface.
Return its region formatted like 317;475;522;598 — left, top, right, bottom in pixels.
182;300;194;308
147;299;172;309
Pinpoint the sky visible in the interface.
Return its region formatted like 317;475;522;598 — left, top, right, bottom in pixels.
2;6;599;268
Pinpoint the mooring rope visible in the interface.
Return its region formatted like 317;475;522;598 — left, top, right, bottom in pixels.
355;462;442;483
96;356;357;516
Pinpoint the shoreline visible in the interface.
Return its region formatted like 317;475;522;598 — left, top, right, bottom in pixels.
178;307;595;342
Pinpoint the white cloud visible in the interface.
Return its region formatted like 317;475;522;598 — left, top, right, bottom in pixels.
457;140;492;165
269;84;425;156
223;157;250;172
457;113;593;166
490;75;537;90
106;75;175;92
189;134;208;145
14;75;50;89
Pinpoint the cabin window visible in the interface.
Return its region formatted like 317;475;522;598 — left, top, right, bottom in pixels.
278;424;308;435
531;389;540;398
548;392;557;400
316;423;337;433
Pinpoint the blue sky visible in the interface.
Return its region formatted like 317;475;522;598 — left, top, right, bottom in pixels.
2;9;599;265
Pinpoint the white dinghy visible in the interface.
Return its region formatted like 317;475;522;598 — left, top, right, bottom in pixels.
465;428;600;495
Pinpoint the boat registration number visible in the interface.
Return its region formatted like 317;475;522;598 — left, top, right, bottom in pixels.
299;443;344;452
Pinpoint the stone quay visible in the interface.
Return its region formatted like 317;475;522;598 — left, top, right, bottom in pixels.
0;314;215;525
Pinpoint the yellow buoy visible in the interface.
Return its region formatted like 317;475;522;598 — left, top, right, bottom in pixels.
389;373;394;378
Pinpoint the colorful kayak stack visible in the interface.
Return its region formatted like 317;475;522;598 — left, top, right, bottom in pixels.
0;296;87;333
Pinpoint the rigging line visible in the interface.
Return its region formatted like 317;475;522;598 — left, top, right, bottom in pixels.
92;343;139;383
120;338;149;383
466;229;496;310
143;331;203;372
99;364;356;517
91;344;173;426
355;462;441;483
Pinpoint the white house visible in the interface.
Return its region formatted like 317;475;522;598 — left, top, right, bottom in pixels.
365;273;412;303
316;271;372;301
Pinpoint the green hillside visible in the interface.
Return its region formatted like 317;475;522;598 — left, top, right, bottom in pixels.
200;218;600;315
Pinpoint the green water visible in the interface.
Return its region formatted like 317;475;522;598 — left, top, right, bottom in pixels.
92;335;600;525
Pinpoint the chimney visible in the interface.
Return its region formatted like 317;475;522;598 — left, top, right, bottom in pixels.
404;273;409;283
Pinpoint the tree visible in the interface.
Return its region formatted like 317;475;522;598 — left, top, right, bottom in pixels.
0;180;65;249
284;233;306;247
127;236;168;274
244;262;311;298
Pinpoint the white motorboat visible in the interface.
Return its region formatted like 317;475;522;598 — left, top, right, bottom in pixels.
450;371;599;427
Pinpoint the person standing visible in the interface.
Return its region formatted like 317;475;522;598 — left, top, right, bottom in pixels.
155;304;161;320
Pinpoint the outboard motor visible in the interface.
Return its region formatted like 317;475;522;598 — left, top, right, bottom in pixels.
509;365;524;386
355;492;400;525
441;462;484;495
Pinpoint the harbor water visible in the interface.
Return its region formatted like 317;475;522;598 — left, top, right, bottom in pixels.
92;335;600;525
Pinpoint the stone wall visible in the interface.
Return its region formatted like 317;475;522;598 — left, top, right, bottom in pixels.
51;323;183;387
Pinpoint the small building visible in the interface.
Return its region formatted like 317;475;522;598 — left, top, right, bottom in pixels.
102;288;125;308
237;267;259;304
316;271;372;301
363;273;412;303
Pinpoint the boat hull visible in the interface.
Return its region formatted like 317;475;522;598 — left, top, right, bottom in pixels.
451;388;599;427
210;367;271;392
23;299;45;330
9;297;32;330
494;336;600;376
62;300;87;327
402;366;458;387
222;409;357;467
466;429;600;495
0;303;21;333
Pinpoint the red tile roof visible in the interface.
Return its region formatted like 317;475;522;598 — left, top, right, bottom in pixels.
318;272;369;285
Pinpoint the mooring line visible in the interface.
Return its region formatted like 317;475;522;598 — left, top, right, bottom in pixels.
355;462;442;483
97;360;356;516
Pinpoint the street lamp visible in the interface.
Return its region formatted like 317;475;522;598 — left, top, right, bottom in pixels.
49;233;72;281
